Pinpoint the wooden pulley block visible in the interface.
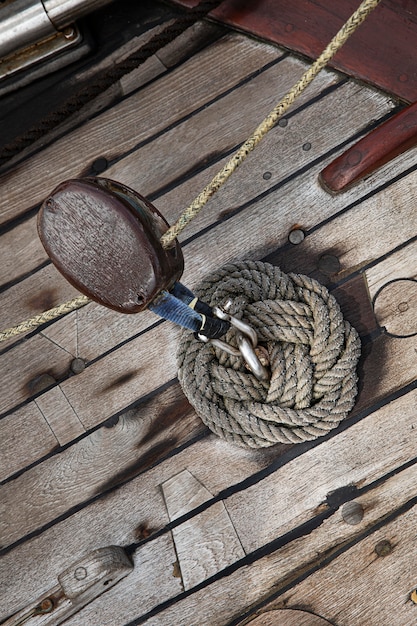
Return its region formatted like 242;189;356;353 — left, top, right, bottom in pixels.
38;177;184;313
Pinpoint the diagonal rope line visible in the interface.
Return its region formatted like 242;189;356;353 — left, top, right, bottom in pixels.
160;0;382;247
0;0;382;343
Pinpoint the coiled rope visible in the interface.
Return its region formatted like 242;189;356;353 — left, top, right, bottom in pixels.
0;0;382;344
178;261;361;447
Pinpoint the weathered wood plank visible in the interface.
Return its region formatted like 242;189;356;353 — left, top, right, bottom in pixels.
0;431;276;618
373;278;417;337
0;144;414;455
1;532;180;626
139;429;417;624
162;469;245;589
225;390;417;553
0;218;47;288
0;391;276;549
0;77;390;363
3;390;415;625
0;75;393;298
34;386;85;446
0;336;73;417
0;404;58;482
366;239;417;299
0;33;284;225
103;55;344;194
0;264;80;342
272;505;417;626
1;385;415;617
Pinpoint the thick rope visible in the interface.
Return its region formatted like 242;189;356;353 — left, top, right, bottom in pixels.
177;261;361;448
0;0;381;343
0;295;89;343
160;0;382;248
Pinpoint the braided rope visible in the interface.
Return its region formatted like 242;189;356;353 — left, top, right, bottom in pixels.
177;261;361;447
161;0;382;247
0;0;381;343
0;295;89;343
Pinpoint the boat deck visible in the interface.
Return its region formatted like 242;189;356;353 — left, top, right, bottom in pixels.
0;7;416;626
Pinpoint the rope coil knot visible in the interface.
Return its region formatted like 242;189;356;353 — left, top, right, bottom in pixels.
177;261;361;448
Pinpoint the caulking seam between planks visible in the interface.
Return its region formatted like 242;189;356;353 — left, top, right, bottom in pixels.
0;225;414;473
179;107;404;246
0;50;289;228
104;53;293;173
0;104;397;359
223;495;417;626
0;56;341;295
1;170;411;423
124;486;417;626
2;379;415;557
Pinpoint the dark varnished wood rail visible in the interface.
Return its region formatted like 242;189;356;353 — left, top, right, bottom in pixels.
320;101;417;192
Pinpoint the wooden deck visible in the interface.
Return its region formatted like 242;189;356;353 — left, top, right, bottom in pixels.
1;9;416;626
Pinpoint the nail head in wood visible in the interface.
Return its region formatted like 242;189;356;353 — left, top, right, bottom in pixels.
70;358;86;375
318;253;341;274
288;228;305;245
341;501;364;525
29;373;56;394
374;539;393;557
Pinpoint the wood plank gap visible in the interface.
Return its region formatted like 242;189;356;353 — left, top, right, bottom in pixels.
0;378;182;484
180;109;399;248
1;375;415;557
147;76;352;203
121;377;417;555
327;235;417;292
102;54;291;175
307;160;417;238
124;510;336;625
126;477;417;626
225;495;417;626
0;260;51;296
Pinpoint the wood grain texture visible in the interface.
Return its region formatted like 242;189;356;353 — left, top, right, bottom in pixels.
366;238;417;299
0;430;276;620
0;404;58;482
34;386;85;446
373;278;417;337
0;83;395;419
224;390;417;554
2;389;415;619
241;610;334;626
140;436;417;626
104;55;342;195
162;469;245;589
1;28;417;626
4;547;133;626
0;335;73;416
274;504;417;625
0;33;284;225
171;0;417;101
0;394;275;550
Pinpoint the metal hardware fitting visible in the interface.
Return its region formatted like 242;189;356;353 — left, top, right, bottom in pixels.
0;0;112;89
198;301;269;381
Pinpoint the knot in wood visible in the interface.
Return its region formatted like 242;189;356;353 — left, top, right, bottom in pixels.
177;261;361;448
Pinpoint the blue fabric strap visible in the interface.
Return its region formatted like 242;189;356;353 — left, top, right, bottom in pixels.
149;282;230;338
